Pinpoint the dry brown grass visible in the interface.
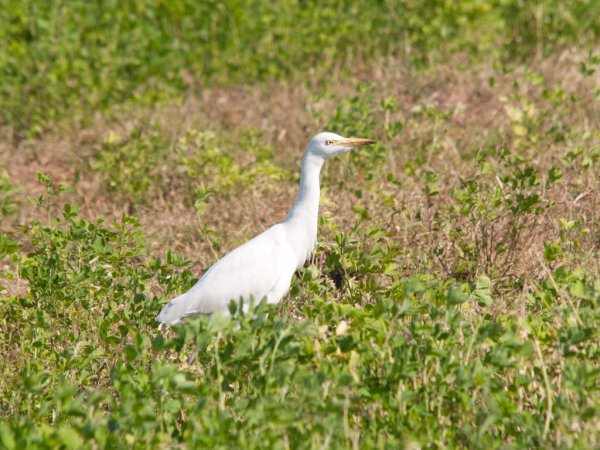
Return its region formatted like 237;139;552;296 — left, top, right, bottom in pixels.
1;53;598;289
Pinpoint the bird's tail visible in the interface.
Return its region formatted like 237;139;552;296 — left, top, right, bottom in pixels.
156;293;190;328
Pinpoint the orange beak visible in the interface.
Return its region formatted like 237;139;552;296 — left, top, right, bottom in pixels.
332;137;377;147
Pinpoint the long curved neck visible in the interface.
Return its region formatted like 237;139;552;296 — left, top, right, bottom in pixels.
285;151;324;253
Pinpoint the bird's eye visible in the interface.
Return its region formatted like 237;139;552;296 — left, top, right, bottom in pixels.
326;140;334;145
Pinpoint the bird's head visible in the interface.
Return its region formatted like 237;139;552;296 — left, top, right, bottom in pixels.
307;132;376;159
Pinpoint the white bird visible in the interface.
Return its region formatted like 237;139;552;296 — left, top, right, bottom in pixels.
156;132;376;327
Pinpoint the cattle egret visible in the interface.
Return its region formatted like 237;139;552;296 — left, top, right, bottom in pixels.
157;132;376;327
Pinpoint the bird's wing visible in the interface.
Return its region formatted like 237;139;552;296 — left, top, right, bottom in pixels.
156;224;297;325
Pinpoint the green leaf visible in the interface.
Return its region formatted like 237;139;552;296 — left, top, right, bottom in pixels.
447;286;468;305
547;166;563;184
58;426;83;450
0;424;16;450
569;280;586;298
543;242;562;262
472;276;493;306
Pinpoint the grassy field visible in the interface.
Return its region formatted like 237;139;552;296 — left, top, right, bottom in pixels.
1;1;600;448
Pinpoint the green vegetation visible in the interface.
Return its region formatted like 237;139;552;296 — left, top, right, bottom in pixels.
1;0;600;448
2;0;600;134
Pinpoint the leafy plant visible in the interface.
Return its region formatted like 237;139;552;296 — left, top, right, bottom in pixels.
434;151;561;281
0;170;17;218
1;3;600;448
4;0;599;134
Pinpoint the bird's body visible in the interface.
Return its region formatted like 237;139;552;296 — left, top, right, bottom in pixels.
157;132;375;326
159;223;300;320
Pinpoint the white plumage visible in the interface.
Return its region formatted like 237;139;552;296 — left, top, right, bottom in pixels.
156;132;375;326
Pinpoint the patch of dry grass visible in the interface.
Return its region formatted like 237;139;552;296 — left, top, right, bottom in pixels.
1;52;598;292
